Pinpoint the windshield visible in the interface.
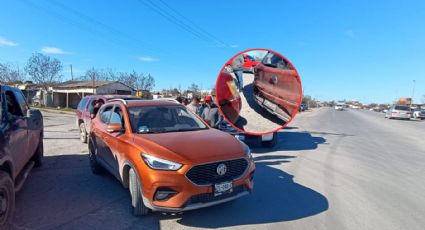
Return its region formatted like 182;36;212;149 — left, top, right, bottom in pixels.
394;106;410;111
128;105;207;134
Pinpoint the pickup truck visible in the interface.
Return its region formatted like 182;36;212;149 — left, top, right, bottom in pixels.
253;51;302;122
0;85;43;227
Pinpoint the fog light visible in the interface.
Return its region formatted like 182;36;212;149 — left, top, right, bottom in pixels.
154;188;177;201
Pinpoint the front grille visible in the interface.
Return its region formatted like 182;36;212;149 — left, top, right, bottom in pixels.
186;158;248;185
187;185;246;205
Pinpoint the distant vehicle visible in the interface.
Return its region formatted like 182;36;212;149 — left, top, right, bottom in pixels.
351;105;360;109
76;95;139;143
216;72;242;124
385;105;412;120
88;99;255;215
0;85;44;227
335;103;344;111
253;52;301;122
299;103;307;112
226;54;260;73
412;109;425;120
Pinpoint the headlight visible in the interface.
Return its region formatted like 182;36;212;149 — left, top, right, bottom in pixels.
239;140;252;160
142;154;183;171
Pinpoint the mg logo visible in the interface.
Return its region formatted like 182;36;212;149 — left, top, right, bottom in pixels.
216;163;227;176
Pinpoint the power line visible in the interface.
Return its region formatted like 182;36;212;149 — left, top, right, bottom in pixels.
47;0;168;55
156;0;228;47
136;0;227;47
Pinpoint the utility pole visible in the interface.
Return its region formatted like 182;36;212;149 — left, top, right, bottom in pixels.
70;64;74;81
411;80;416;105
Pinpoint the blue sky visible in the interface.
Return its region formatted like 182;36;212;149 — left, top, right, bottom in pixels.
1;0;424;104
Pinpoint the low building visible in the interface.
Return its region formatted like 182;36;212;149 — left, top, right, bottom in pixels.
49;80;134;109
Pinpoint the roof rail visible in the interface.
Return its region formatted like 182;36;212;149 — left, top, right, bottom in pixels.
108;98;128;105
154;98;180;104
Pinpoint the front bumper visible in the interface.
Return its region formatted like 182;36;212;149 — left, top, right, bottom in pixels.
254;93;290;122
138;158;255;212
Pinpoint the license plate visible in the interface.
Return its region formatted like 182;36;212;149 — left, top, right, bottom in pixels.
263;99;277;111
214;181;233;196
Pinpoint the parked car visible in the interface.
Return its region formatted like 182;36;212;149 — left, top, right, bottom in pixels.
88;99;255;215
385;105;412;120
226;54;260;73
253;52;302;122
216;72;242;124
0;85;43;227
76;95;138;143
412;108;425;120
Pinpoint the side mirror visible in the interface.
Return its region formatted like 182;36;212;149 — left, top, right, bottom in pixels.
106;123;124;133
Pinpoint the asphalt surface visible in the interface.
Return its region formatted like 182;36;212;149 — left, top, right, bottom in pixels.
233;73;284;133
12;108;425;230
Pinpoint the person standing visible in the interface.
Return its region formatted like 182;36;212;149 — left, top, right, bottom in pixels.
186;96;201;115
90;99;104;119
201;95;222;129
231;54;245;91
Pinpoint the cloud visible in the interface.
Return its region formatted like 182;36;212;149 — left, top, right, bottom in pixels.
230;44;239;48
0;36;19;46
41;46;70;54
138;56;157;62
344;29;355;38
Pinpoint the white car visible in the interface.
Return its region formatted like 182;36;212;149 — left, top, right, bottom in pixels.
412;109;425;120
385;105;411;120
335;104;344;110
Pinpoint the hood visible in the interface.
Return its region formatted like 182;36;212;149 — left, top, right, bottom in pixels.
132;128;245;164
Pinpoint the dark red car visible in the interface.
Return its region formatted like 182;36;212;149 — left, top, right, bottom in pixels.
226;54;260;73
76;95;138;143
0;85;43;228
253;52;302;122
216;71;242;124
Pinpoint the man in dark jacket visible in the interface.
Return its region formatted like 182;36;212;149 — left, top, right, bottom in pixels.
201;95;221;129
231;54;245;91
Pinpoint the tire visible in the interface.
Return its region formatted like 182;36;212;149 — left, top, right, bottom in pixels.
79;123;88;143
0;171;14;228
32;137;44;168
89;140;104;175
261;133;277;148
129;168;149;216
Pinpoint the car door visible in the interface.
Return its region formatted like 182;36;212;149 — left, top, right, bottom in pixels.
260;52;300;116
3;88;29;177
101;106;126;178
94;105;120;177
84;97;96;133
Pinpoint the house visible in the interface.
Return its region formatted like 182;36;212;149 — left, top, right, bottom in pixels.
48;80;135;109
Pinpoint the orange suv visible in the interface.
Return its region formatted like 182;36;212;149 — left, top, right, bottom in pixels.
88;99;255;215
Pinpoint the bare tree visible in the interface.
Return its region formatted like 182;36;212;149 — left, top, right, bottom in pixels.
188;83;200;96
81;68;117;81
0;63;26;84
25;53;63;90
137;73;155;91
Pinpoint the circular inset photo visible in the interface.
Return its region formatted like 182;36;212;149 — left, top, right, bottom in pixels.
215;48;302;135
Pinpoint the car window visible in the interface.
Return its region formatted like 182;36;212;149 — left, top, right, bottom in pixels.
13;89;29;115
100;106;113;124
394;106;409;111
110;106;125;128
262;52;293;70
78;98;89;110
87;99;95;112
128;105;207;133
5;90;24;117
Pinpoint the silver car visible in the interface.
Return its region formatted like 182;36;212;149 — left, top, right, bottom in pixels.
385;105;411;120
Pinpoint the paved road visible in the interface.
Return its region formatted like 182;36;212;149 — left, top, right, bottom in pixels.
233;73;284;133
13;108;425;229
